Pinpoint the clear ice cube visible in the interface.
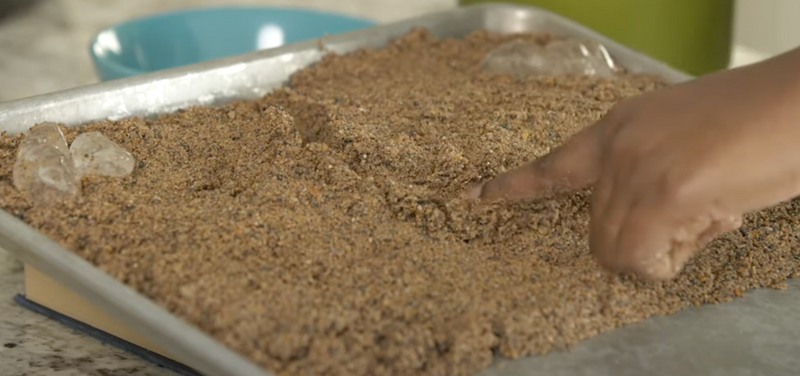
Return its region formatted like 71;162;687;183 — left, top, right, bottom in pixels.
70;131;135;177
13;143;81;206
17;122;70;156
481;39;617;77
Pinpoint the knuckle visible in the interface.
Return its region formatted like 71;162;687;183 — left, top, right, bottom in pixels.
604;131;639;166
657;169;692;205
603;96;639;126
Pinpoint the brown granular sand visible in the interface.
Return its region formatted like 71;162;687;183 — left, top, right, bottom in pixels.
1;29;799;376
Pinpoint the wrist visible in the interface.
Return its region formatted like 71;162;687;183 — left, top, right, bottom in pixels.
740;46;800;107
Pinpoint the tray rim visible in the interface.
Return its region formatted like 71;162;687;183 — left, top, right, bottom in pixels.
0;2;692;130
0;3;695;376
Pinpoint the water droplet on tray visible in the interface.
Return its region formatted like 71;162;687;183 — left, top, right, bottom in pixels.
481;39;617;77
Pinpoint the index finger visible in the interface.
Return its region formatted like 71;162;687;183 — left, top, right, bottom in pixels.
464;117;609;201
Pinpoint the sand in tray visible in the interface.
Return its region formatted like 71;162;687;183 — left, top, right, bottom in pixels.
1;29;799;376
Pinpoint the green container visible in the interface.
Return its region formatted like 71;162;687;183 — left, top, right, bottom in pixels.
460;0;734;76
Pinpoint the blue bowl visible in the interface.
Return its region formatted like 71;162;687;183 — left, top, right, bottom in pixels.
89;6;376;81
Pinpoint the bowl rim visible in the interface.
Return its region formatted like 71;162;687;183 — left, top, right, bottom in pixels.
88;5;378;80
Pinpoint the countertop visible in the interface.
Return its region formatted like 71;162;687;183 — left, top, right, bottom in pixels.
0;1;771;375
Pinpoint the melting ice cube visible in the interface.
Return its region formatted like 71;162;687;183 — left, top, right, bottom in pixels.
481;39;617;77
17;122;69;156
13;123;81;205
70;131;135;177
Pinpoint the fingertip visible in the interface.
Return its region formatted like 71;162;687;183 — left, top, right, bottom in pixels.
635;251;683;281
461;183;485;200
617;227;682;281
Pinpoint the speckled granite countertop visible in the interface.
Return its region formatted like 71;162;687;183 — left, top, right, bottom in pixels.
0;1;770;375
0;1;453;375
0;254;177;375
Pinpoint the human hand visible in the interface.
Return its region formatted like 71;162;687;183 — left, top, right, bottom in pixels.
465;48;800;280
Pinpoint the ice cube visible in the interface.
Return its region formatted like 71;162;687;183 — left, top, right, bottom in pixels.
13;143;81;206
17;122;70;156
481;39;617;77
70;131;135;177
12;122;81;206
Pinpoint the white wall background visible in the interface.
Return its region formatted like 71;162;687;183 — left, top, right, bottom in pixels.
732;0;798;66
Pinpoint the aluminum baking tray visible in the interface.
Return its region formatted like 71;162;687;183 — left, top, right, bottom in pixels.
1;3;798;376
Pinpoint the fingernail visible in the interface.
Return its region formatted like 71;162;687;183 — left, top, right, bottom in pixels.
462;183;484;200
